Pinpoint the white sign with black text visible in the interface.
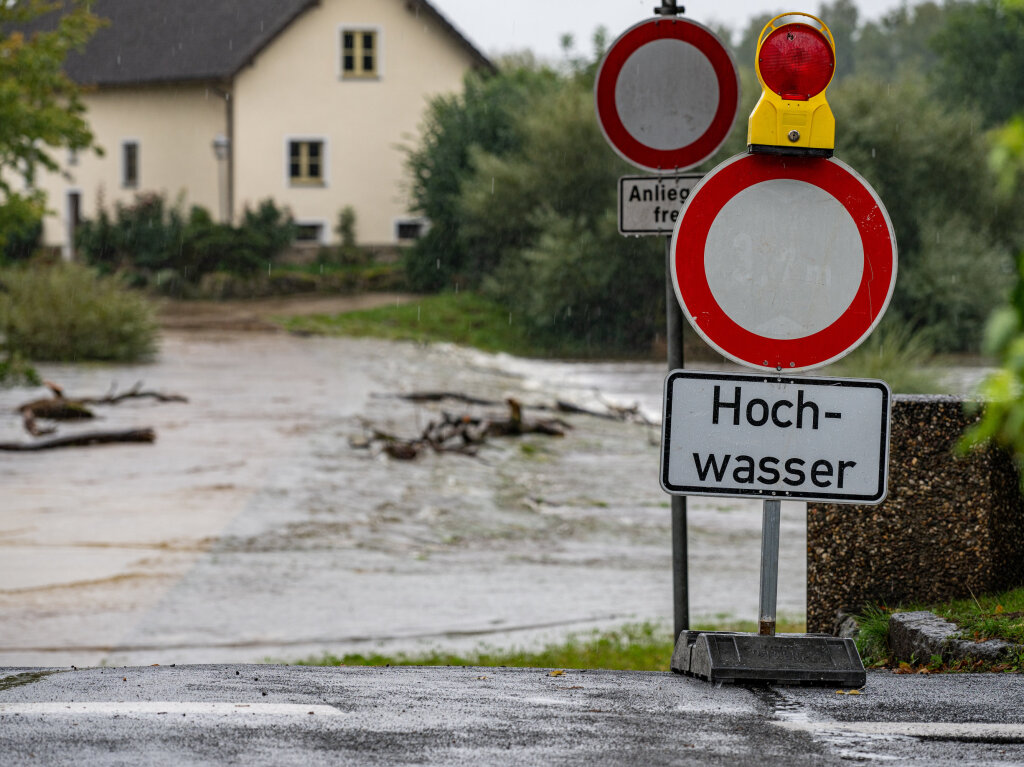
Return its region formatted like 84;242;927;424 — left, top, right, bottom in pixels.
661;371;890;504
618;174;702;236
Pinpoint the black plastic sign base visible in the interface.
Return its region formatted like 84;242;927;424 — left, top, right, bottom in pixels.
671;631;866;687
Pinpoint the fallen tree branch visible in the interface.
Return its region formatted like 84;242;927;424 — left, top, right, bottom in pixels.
0;428;156;451
77;381;188;406
383;390;649;424
15;381;187;438
358;398;568;460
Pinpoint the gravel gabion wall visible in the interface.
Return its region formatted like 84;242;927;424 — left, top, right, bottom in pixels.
806;395;1024;634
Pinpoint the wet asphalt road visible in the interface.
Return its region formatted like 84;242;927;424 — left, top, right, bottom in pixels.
1;665;1022;765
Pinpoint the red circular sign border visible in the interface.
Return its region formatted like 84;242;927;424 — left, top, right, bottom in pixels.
670;153;897;371
595;17;739;173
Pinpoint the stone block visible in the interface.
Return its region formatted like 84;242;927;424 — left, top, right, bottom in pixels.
889;611;1019;664
807;395;1024;634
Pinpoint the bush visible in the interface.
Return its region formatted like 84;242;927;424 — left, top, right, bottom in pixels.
1;216;43;264
0;262;157;362
76;194;297;283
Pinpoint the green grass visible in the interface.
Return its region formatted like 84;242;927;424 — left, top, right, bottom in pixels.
277;291;539;357
295;617;807;671
855;587;1024;672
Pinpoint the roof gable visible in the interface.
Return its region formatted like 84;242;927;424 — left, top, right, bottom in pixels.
18;0;491;87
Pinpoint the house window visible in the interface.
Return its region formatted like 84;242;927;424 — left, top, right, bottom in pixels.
288;140;324;186
122;141;139;188
395;218;428;241
342;29;378;78
295;223;324;243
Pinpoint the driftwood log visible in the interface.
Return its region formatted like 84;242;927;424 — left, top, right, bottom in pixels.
382;391;652;425
0;428;155;451
355;397;571;460
9;381;186;449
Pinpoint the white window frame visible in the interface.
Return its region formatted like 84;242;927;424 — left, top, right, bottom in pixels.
121;139;140;188
284;135;330;188
337;25;384;80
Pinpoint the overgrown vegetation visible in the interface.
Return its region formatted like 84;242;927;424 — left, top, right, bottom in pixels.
827;321;942;393
76;193;297;291
855;587;1024;672
296;618;806;671
0;262;156;363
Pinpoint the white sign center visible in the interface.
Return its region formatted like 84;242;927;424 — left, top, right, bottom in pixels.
704;179;864;340
614;39;719;151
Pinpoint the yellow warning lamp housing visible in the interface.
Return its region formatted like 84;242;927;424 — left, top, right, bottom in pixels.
748;13;836;157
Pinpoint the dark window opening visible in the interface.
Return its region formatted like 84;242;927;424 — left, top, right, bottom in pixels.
295;223;323;242
122;142;138;188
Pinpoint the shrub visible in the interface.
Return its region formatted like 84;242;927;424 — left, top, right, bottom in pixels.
76;193;296;282
1;216;43;264
0;262;157;362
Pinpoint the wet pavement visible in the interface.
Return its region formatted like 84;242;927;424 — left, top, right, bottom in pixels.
1;665;1022;765
1;330;812;666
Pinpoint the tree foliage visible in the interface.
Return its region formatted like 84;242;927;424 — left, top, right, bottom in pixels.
403;61;558;291
931;0;1024;127
403;2;1024;356
0;0;103;246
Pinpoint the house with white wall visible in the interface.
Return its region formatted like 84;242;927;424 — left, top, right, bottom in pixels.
28;0;491;257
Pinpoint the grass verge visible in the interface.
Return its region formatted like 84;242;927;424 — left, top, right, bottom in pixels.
277;291;540;357
855;586;1024;672
295;618;807;671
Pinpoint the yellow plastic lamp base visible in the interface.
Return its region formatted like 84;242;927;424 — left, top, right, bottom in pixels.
747;91;835;154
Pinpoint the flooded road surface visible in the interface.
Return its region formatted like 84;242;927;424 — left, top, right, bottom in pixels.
3;330;834;666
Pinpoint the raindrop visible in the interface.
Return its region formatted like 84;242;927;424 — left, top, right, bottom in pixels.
508;313;512;325
417;306;421;323
435;258;440;270
871;148;875;158
491;177;495;195
267;262;271;276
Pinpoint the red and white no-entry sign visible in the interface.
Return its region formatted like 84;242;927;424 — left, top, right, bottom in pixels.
595;17;739;173
671;153;897;371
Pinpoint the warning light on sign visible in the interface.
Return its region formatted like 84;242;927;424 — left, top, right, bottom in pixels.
748;13;836;157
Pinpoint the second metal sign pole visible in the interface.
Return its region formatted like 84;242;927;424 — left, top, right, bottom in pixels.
666;237;689;638
758;499;781;636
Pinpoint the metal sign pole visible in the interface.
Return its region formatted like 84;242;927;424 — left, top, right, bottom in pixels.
666;237;689;638
758;499;781;636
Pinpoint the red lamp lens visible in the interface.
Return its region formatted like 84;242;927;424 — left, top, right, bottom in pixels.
758;24;834;100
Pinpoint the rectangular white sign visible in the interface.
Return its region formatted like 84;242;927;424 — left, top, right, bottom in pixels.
661;371;891;504
618;174;702;235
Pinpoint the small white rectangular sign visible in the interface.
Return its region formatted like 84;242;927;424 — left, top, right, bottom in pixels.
660;371;891;504
618;174;702;235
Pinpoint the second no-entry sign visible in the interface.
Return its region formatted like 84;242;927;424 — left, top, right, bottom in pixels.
671;153;898;371
595;17;738;173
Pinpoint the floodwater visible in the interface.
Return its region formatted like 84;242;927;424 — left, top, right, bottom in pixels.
0;328;986;667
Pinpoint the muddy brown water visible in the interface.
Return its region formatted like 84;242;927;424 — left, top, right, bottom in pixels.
8;296;979;667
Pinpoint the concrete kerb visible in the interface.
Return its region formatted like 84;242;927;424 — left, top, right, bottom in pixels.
888;610;1024;665
837;609;1024;665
